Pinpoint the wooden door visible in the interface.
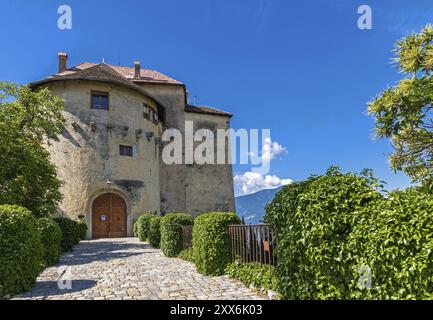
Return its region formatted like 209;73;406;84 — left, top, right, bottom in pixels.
92;193;127;238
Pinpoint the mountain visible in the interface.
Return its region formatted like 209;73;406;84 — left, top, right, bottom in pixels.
235;186;284;224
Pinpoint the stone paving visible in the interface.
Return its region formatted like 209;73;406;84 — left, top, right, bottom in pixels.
13;238;265;300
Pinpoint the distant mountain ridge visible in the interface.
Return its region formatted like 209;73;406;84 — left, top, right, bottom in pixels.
235;186;284;224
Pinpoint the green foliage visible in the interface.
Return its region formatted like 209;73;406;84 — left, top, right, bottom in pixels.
133;219;139;237
368;24;433;185
347;188;433;299
178;248;195;263
37;217;62;267
0;205;43;298
148;216;162;248
135;213;155;242
226;261;279;293
266;167;383;299
77;220;87;240
0;82;65;217
53;217;81;252
264;179;314;231
160;213;194;257
192;212;240;276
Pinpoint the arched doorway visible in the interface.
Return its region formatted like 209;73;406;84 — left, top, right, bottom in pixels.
92;193;127;238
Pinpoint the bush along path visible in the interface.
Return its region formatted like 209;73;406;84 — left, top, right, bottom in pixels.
13;238;265;300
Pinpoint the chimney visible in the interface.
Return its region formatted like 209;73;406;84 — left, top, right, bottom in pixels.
134;61;141;79
58;52;68;73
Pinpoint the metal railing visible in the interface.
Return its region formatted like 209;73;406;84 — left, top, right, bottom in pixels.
228;224;276;266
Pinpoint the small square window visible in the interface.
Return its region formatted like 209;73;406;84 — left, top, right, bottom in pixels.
91;92;109;110
119;145;133;157
143;103;150;119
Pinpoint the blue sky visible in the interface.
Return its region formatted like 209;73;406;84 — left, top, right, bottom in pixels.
1;0;432;195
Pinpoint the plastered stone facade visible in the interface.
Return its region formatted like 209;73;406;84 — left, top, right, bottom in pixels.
36;70;235;238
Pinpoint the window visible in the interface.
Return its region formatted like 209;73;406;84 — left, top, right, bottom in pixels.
119;145;133;157
153;110;159;123
143;103;159;124
143;103;150;119
91;91;109;110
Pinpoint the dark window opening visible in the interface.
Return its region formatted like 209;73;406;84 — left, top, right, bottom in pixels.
119;145;133;157
143;103;151;119
91;91;109;110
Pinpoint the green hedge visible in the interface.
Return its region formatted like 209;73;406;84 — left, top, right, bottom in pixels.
192;212;240;276
160;213;194;257
265;168;382;299
347;188;433;299
148;216;162;248
225;261;279;293
0;205;43;298
37;218;62;267
77;220;87;240
53;217;81;252
133;219;139;237
178;248;195;263
135;213;155;242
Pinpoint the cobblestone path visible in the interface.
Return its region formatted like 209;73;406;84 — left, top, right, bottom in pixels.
13;238;264;300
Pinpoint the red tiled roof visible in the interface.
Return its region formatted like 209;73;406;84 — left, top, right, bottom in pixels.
30;59;233;117
30;63;163;107
67;62;183;84
185;105;233;118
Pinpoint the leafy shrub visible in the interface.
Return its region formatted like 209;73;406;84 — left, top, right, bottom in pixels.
37;218;62;267
53;217;81;252
135;213;155;242
0;83;64;218
77;220;87;240
148;216;162;248
133;219;139;237
226;261;279;293
0;205;43;298
160;213;194;257
178;248;195;263
266;167;383;299
347;188;433;299
192;212;240;276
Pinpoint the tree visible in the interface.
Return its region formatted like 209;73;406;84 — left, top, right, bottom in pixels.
368;24;433;187
0;82;65;216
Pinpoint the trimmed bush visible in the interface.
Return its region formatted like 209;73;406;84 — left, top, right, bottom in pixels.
37;218;62;267
178;248;195;263
192;212;240;276
265;167;383;299
160;213;194;257
347;188;433;299
77;220;87;240
226;261;279;293
148;216;162;248
133;219;139;237
53;217;81;252
135;213;155;242
0;205;43;298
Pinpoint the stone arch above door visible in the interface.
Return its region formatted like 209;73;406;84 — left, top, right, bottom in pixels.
92;193;127;238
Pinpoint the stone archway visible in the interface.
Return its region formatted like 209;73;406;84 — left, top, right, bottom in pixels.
92;193;127;238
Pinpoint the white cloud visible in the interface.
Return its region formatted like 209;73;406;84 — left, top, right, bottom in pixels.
234;171;292;195
260;137;287;164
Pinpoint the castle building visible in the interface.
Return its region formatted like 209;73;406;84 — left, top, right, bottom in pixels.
30;53;235;239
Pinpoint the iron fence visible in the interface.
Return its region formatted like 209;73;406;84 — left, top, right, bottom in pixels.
228;224;276;266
